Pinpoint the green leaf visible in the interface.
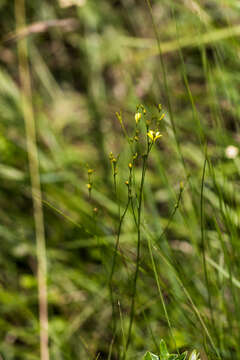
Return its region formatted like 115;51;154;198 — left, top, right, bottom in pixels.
159;339;169;360
168;355;178;360
176;351;188;360
143;352;159;360
189;350;199;360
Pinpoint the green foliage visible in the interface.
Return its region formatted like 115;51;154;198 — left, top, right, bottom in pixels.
144;352;159;360
143;340;191;360
1;0;240;359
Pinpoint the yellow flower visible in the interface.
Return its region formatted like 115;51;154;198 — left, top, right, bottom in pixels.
147;130;162;142
135;112;142;124
133;152;138;160
159;113;165;121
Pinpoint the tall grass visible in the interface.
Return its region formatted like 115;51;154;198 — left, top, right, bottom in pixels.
15;1;49;359
1;0;240;359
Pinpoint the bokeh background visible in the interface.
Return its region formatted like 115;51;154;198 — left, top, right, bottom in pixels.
1;0;240;359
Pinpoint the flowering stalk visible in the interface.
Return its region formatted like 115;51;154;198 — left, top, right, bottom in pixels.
124;106;163;358
125;143;150;354
86;168;94;198
111;105;164;359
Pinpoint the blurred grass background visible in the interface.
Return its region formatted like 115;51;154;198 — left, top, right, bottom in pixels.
1;0;240;359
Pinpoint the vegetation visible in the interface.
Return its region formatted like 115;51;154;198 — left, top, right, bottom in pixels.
1;0;240;359
142;339;199;360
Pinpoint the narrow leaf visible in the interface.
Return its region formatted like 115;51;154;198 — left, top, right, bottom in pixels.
143;352;159;360
168;355;178;360
176;351;188;360
159;339;169;360
189;350;199;360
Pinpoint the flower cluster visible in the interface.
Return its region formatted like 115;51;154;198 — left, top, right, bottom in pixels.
109;152;118;177
134;104;164;144
111;104;165;187
147;130;162;142
86;168;94;196
135;112;142;124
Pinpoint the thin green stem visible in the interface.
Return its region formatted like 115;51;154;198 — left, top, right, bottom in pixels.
200;153;215;334
109;197;130;333
146;230;221;360
125;150;149;355
147;234;178;354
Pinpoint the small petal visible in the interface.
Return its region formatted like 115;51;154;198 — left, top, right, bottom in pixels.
154;131;162;140
147;130;162;142
147;130;154;141
135;112;142;124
